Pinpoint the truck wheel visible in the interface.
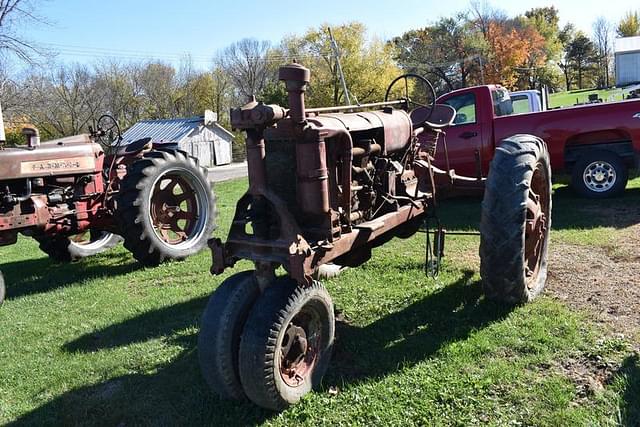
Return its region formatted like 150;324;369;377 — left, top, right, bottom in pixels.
198;271;260;400
239;278;335;410
35;231;122;263
480;135;551;304
0;271;5;305
115;150;216;266
571;150;628;198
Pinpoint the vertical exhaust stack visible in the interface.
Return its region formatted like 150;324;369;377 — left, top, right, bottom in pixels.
279;63;331;216
22;125;40;149
279;63;310;124
0;101;6;143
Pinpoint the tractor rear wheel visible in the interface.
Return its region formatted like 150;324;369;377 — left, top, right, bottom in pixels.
115;150;216;266
198;271;260;400
238;277;335;410
480;135;552;304
35;231;122;263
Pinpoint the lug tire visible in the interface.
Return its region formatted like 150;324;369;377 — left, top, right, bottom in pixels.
198;271;261;400
480;135;552;304
115;150;216;266
239;278;335;411
35;232;122;263
571;150;627;198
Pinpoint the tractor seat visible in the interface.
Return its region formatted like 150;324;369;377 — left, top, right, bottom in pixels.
422;104;456;129
116;137;152;156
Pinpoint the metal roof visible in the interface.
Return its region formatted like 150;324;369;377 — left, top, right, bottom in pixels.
615;36;640;54
121;116;201;144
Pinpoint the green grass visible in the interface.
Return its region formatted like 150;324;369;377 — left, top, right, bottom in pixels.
549;86;636;109
1;177;639;426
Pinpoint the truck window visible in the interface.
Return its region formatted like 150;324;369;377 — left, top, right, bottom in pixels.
492;87;513;116
511;94;530;113
443;93;476;125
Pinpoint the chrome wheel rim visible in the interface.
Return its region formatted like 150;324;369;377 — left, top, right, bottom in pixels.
583;161;616;193
68;231;115;250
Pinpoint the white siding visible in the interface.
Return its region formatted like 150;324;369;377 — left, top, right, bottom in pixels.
616;52;640;86
181;126;232;167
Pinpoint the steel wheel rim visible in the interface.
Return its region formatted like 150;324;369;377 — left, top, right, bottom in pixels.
147;167;209;251
68;231;114;250
278;303;323;388
583;161;616;193
524;163;550;289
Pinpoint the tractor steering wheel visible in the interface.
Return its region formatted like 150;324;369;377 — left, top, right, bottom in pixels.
94;114;122;148
384;74;436;127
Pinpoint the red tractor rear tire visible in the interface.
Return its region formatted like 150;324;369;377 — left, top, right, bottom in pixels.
115;150;216;266
480;135;552;304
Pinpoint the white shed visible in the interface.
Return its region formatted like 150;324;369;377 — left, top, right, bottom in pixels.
615;36;640;86
121;110;234;167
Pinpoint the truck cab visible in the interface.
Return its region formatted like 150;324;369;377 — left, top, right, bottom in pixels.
432;85;640;197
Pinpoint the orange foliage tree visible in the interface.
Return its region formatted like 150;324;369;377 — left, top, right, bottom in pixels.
482;22;546;89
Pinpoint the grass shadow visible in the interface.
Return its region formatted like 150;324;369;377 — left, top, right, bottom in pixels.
618;353;640;426
9;339;274;426
327;271;512;383
1;251;140;301
63;295;209;353
12;269;515;425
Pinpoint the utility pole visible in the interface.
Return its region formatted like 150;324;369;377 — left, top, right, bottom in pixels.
0;100;6;143
327;27;352;106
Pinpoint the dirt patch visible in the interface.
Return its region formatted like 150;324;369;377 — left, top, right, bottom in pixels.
556;353;619;400
547;224;640;341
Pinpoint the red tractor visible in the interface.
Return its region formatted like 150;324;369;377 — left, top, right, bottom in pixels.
0;112;216;303
198;64;551;410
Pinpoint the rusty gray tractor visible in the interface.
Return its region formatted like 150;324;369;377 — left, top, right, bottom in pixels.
0;112;217;304
197;64;552;410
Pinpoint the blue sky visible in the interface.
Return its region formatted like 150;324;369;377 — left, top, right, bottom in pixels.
25;0;634;68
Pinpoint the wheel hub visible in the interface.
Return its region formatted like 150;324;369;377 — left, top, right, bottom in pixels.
149;173;201;246
524;164;550;288
279;316;320;387
583;161;616;192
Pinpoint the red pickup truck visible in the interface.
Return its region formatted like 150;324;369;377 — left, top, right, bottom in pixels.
429;85;640;198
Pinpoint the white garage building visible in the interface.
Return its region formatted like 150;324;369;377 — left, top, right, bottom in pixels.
615;36;640;87
121;110;234;167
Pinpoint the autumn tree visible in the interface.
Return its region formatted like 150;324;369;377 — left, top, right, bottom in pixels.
281;22;401;107
218;38;273;102
393;15;484;93
481;21;546;90
558;23;576;90
565;33;597;89
518;7;563;90
617;11;640;37
20;64;104;138
592;17;613;88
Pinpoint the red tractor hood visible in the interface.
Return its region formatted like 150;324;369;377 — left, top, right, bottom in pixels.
0;135;103;180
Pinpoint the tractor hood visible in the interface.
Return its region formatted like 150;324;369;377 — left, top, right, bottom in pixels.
0;135;103;180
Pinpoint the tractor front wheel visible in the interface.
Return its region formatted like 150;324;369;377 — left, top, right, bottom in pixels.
480;135;552;304
238;277;335;410
198;271;261;400
115;150;216;266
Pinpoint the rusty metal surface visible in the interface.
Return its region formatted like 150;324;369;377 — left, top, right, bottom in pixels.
0;137;100;179
216;63;455;286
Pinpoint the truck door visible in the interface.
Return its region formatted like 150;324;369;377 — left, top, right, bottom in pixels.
435;92;484;178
